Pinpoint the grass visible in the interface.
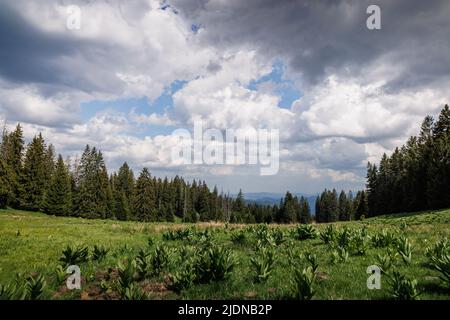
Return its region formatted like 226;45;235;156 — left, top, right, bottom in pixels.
0;208;449;300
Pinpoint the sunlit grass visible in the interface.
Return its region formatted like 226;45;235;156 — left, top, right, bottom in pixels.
0;208;449;300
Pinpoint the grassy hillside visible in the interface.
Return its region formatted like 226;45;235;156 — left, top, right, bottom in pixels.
0;208;449;300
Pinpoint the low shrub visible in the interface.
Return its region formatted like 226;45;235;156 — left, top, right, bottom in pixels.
117;259;137;297
167;261;196;293
24;274;46;300
150;245;172;275
396;237;413;265
372;230;398;248
59;245;89;266
388;271;420;300
230;229;247;246
375;249;398;274
194;247;235;283
250;247;276;283
92;245;109;261
320;225;335;245
293;225;317;241
290;266;316;300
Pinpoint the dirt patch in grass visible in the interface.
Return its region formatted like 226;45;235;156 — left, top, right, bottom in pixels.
52;285;70;299
244;291;258;298
141;280;173;299
267;287;277;294
316;271;330;281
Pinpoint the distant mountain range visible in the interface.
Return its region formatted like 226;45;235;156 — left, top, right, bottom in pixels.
238;192;319;215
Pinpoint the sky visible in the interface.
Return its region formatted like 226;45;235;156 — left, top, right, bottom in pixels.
0;0;449;194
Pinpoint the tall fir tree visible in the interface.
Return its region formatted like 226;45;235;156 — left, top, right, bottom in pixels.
0;157;13;208
279;191;296;223
299;196;312;224
114;162;135;219
75;146;111;219
44;155;72;216
20;133;47;211
133;168;156;221
355;190;368;220
427;105;450;208
338;190;349;221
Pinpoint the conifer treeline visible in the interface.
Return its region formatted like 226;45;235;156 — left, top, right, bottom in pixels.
1;104;448;222
0;128;311;223
366;105;450;216
315;189;368;222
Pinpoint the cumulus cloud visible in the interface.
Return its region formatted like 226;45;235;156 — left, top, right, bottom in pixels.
292;75;448;143
171;51;294;134
171;0;450;90
1;0;449;193
0;0;216;125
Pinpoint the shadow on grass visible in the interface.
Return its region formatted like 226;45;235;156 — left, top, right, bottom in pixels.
420;281;450;295
376;210;440;220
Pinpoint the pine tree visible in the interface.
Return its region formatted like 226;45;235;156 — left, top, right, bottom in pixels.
279;191;296;223
99;163;113;219
330;189;338;221
0;158;13;208
133;168;156;221
299;197;312;224
20;133;47;211
338;190;349;221
2;124;24;207
114;162;135;219
165;204;175;222
44;155;72;216
116;191;131;220
366;162;378;216
75;146;111;219
315;196;321;223
173;175;184;218
427;105;450;209
233;189;246;219
355;190;368;220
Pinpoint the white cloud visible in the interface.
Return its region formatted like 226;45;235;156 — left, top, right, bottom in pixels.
129;109;176;126
0;83;81;127
294;75;448;142
1;0;449;193
172;51;294;136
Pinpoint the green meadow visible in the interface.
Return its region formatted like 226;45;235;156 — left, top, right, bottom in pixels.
0;208;449;300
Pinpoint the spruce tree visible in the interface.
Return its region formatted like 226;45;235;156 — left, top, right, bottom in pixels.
75;146;111;219
427;105;450;209
315;196;321;223
20;133;47;211
338;190;349;221
233;189;246;213
299;197;312;224
3;124;24;206
133;168;156;221
0;158;13;208
197;182;211;221
280;191;296;223
355;191;368;220
115;162;135;218
44;155;72;216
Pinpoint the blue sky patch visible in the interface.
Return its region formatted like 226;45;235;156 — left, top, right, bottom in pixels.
80;80;188;137
248;60;302;109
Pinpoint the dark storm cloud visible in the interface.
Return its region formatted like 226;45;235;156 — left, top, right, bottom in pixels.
0;3;69;86
170;0;450;90
0;1;124;96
